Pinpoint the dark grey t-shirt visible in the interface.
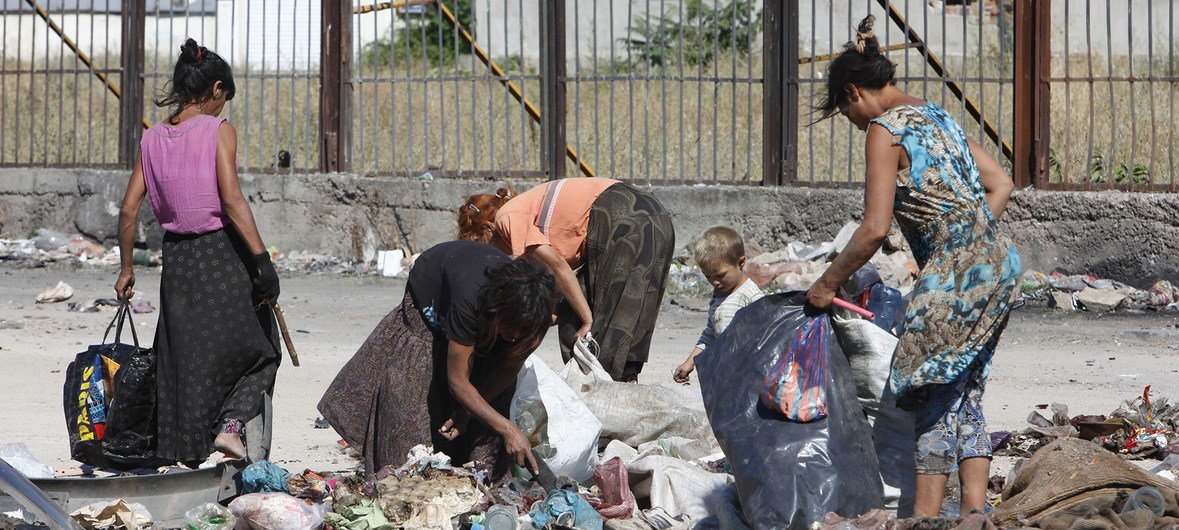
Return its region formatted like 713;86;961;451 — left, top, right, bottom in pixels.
408;240;509;346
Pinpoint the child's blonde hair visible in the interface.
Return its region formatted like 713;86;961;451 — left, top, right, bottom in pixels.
694;226;745;270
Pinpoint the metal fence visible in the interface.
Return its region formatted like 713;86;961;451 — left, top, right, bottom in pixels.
1;0;1176;191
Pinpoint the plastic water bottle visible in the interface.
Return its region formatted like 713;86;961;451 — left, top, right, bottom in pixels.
866;283;905;334
1121;486;1165;517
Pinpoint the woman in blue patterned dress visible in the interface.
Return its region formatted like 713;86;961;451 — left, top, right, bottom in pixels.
806;16;1022;517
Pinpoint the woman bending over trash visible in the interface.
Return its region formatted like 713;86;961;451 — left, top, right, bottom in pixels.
805;16;1021;517
318;240;558;477
457;178;675;383
115;38;281;464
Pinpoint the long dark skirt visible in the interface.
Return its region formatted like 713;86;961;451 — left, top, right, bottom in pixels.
558;182;675;381
154;229;280;462
317;289;513;476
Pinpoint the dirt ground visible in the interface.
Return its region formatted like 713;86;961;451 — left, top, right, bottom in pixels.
2;265;1178;478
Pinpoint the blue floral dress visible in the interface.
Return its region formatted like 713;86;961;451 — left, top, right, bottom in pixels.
871;103;1022;409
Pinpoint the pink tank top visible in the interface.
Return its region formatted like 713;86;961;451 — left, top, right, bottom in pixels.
139;114;228;235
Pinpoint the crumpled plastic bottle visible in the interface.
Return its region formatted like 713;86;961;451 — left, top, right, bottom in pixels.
184;502;235;530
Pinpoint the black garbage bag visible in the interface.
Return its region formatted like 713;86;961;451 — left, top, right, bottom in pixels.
63;303;166;469
696;292;883;530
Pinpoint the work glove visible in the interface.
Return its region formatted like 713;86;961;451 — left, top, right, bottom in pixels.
251;251;281;304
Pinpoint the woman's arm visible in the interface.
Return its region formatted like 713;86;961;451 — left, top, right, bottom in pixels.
529;244;593;338
808;124;901;309
215;122;266;255
216;122;280;302
445;341;538;471
968;138;1015;219
114;157;147;299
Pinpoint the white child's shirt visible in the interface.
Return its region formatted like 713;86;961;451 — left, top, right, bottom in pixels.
695;278;764;350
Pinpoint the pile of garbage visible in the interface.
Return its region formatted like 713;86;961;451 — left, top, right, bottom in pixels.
994;386;1179;462
0;229;381;277
669;221;919;297
1019;271;1179;312
667;221;1179;316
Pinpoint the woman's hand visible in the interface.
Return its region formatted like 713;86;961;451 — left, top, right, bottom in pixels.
115;269;136;300
575;319;593;341
438;409;471;441
807;279;838;310
499;422;539;473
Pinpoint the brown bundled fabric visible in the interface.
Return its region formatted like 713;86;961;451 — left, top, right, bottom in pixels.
994;438;1179;529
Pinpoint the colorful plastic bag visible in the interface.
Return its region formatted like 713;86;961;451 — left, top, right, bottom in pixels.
760;313;830;422
62;303;161;468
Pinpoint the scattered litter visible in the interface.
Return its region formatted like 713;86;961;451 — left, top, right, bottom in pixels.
528;489;603;530
313;417;330;429
241;460;292;494
0;319;24;330
70;499;152;530
287;470;332;501
376;249;406;277
35;281;74;304
0;443;53;479
68;298;121;313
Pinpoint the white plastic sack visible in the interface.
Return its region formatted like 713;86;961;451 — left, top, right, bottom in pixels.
0;443;53;479
832;314;916;517
601;440;732;522
511;356;602;483
229;492;328;530
560;338;716;448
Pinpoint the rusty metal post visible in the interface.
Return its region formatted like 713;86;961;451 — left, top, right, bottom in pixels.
119;0;145;169
321;0;352;173
762;0;797;186
1013;0;1050;188
539;0;567;180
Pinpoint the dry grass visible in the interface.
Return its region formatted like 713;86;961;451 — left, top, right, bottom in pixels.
2;50;1176;187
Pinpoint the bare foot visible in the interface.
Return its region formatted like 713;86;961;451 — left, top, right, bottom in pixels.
212;433;247;460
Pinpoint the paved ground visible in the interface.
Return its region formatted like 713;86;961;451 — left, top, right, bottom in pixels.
2;265;1178;478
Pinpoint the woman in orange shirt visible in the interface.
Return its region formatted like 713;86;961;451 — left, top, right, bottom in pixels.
458;178;675;382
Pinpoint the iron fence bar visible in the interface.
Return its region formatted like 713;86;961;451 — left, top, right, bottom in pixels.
826;0;833;183
745;2;755;182
874;0;1013;162
729;0;738;182
572;0;582;178
695;0;704;182
541;0;566;179
1083;0;1095;192
1171;0;1176;189
676;0;685;184
56;2;65;164
711;0;720;182
608;0;616;178
426;3;436;173
14;0;23;162
807;0;816;182
1104;0;1114;185
659;0;667;182
119;0;145;169
484;0;493;173
643;0;652;185
1127;0;1137;182
503;0;512;169
1147;0;1157;182
626;0;634;182
42;0;49;165
761;0;787;185
1062;0;1071;185
564;74;761;83
2;0;8;162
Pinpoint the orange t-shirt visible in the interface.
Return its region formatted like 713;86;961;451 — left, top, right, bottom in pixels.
493;178;620;268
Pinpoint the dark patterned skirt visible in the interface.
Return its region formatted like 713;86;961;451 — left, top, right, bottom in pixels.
317;289;513;476
558;182;676;381
154;229;280;462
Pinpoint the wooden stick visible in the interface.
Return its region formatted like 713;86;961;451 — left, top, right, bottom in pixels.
271;303;300;367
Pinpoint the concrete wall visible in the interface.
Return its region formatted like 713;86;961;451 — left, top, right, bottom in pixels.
2;168;1177;288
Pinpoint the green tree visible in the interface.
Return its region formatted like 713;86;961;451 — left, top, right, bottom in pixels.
361;0;475;69
626;0;763;68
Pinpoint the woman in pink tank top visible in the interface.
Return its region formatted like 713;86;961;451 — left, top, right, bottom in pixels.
114;39;281;465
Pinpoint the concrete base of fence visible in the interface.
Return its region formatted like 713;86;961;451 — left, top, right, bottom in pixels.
2;168;1177;287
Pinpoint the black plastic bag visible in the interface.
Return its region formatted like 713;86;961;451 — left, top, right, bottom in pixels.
62;303;164;468
696;293;883;530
